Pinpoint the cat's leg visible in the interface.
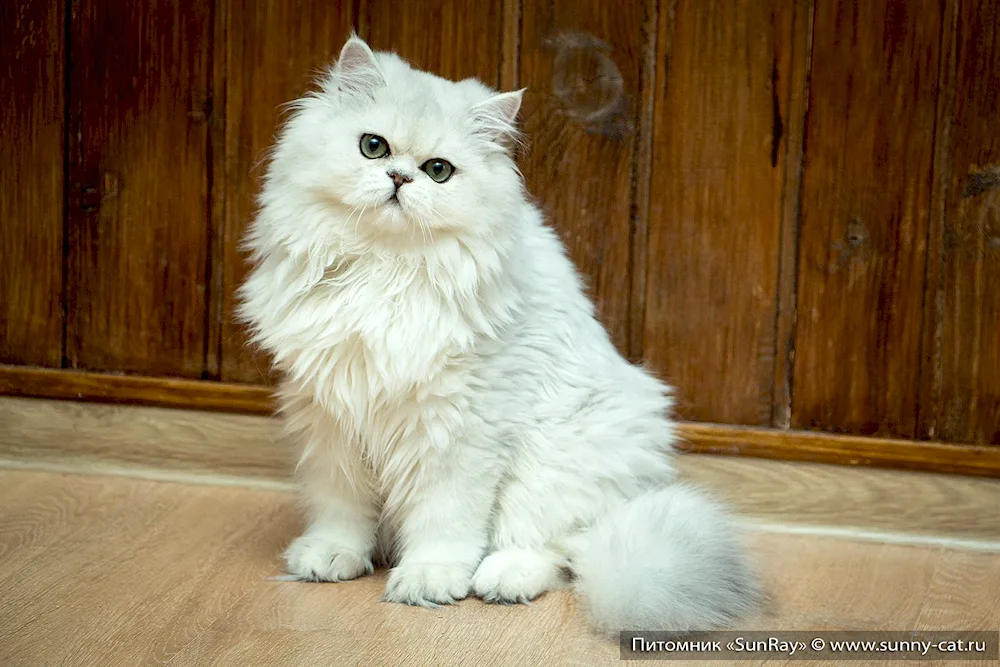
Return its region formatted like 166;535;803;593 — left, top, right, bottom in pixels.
282;400;379;582
472;449;579;603
382;434;503;606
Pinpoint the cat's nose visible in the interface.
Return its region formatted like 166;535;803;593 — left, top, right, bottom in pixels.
388;171;412;190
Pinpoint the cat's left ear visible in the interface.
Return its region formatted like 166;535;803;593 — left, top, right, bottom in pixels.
470;89;526;145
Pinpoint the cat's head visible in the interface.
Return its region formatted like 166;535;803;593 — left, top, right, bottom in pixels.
259;35;526;256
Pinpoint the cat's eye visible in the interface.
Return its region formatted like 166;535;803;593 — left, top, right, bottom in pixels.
422;158;454;183
360;134;389;159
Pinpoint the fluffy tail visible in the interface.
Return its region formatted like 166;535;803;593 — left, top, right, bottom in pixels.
568;484;760;634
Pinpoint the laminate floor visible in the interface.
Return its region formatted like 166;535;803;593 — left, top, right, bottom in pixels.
1;470;998;666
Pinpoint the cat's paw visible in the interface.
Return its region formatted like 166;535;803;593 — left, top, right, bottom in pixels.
472;549;566;604
283;534;373;582
383;562;472;606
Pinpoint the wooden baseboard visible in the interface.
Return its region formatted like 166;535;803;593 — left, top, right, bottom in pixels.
2;396;998;545
0;365;275;414
676;423;1000;478
2;365;999;477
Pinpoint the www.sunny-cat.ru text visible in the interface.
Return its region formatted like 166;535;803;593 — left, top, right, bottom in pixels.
620;630;999;660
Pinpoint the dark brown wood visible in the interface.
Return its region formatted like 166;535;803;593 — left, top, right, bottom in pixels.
219;1;356;383
0;1;65;367
919;0;1000;445
626;0;657;362
677;423;1000;479
518;0;647;356
365;0;502;85
643;0;794;425
770;0;814;429
791;0;943;438
66;0;212;378
917;0;957;446
500;0;521;92
0;366;275;415
5;0;1000;476
205;0;228;379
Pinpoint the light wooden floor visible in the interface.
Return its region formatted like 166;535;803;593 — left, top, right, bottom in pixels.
1;470;998;667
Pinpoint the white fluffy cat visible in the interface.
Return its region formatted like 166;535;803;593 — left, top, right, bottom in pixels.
238;35;759;633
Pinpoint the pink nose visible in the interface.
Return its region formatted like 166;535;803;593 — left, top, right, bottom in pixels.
389;172;412;189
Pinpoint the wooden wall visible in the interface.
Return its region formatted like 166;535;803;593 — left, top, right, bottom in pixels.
2;0;999;474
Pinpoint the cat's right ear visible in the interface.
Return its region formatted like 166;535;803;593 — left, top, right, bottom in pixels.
469;88;526;148
327;34;386;99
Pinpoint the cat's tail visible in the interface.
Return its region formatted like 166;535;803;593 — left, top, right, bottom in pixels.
566;484;760;634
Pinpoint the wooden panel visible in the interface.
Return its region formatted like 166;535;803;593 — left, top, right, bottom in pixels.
771;0;814;428
66;0;212;377
219;1;356;383
204;0;228;379
626;0;657;363
920;0;1000;445
791;0;942;437
0;1;65;367
364;0;502;85
499;0;521;91
517;0;648;355
643;0;796;424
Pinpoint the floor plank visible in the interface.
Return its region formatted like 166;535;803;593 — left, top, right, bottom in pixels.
0;470;997;667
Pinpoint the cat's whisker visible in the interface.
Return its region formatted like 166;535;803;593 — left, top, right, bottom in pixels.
352;202;368;241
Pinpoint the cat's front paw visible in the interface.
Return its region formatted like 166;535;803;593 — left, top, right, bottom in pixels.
472;548;566;603
283;534;373;582
383;562;472;606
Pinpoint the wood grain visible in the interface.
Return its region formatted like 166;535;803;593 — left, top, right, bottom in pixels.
919;0;1000;445
676;454;1000;543
364;0;502;85
626;0;657;362
0;470;997;667
913;549;1000;632
205;0;228;379
65;0;212;377
500;0;521;91
4;397;1000;542
219;1;357;384
643;0;795;425
0;396;289;483
791;0;943;437
679;421;1000;478
0;0;65;367
517;0;648;355
771;0;814;428
0;366;275;414
0;472;297;667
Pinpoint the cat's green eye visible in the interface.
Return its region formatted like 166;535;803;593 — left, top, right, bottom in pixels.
360;134;389;159
422;158;454;183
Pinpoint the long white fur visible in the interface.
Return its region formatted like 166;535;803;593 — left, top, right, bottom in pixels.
239;35;759;632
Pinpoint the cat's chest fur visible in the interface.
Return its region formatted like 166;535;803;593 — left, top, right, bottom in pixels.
246;250;517;443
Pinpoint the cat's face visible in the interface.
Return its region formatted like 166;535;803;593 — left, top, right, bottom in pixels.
266;37;525;250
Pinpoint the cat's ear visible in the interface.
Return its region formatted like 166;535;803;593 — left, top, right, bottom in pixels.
328;34;386;99
470;89;526;146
